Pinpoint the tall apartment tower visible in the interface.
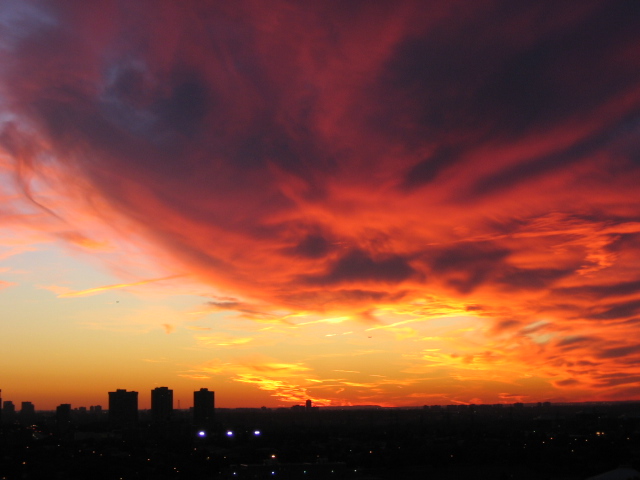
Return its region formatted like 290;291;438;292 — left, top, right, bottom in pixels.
193;388;215;426
151;387;173;423
19;401;35;424
2;401;15;423
108;389;138;429
56;404;72;429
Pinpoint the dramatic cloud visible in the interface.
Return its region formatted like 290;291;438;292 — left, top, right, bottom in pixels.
2;0;640;405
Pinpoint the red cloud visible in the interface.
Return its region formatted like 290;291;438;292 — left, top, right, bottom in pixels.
2;0;640;403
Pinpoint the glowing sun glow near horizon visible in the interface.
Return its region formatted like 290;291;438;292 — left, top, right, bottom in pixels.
2;0;640;410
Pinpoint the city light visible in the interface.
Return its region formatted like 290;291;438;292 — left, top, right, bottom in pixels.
197;431;206;438
227;430;234;437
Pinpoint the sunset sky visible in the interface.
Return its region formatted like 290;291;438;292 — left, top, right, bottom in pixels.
2;0;640;410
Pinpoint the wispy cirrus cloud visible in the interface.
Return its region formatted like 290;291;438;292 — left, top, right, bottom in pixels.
54;274;183;298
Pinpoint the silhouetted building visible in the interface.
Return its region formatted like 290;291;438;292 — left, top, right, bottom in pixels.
291;401;319;413
151;387;173;423
20;401;35;424
108;389;138;429
193;388;215;426
0;390;2;424
2;400;15;423
56;404;71;429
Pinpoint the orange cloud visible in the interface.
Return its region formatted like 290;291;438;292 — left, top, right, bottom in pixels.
2;0;640;406
161;323;175;334
0;280;15;289
195;334;254;347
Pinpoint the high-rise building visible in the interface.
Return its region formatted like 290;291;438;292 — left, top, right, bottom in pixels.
193;388;215;426
56;404;72;428
0;390;2;424
108;389;138;428
2;400;15;423
21;401;35;414
151;387;173;423
19;401;35;424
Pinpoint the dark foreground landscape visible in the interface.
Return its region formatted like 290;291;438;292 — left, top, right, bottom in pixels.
2;402;640;479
